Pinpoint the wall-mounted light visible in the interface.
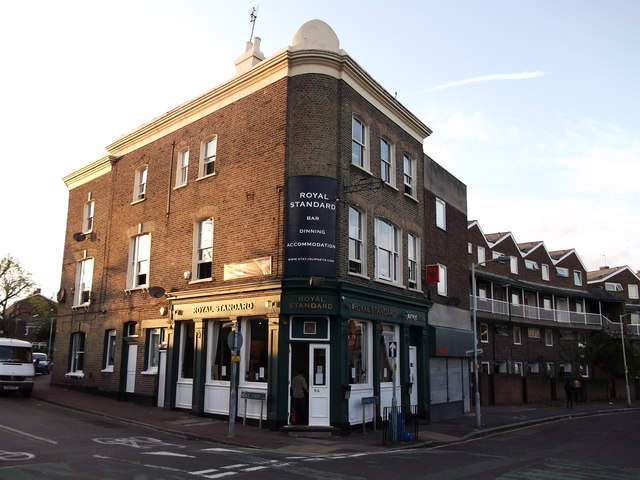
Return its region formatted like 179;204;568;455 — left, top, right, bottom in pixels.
183;271;192;280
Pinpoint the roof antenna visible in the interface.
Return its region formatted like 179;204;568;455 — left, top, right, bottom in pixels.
249;6;259;41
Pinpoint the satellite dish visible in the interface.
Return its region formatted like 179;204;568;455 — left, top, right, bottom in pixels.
148;286;165;298
73;232;87;242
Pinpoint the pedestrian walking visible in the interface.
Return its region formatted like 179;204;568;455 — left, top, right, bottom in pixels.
564;380;574;409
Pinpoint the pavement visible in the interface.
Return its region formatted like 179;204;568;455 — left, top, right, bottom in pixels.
30;375;639;454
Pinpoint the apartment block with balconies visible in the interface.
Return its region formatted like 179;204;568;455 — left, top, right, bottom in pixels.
467;221;624;382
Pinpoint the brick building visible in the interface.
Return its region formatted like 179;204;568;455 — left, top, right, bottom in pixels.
55;20;471;430
467;221;632;404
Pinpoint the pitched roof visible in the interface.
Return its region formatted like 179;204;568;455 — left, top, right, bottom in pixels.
587;265;640;283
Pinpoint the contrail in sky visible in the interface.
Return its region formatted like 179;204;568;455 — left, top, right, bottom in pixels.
426;71;549;91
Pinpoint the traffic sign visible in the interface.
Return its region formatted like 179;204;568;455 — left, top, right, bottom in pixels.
465;348;483;357
388;341;397;358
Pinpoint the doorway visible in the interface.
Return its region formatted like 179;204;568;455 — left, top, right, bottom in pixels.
290;343;309;425
308;344;330;426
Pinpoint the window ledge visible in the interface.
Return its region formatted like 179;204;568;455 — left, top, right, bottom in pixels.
71;302;91;310
125;287;148;294
374;278;405;290
65;372;84;378
350;163;372;176
173;183;187;190
189;278;212;285
383;182;398;192
348;272;370;280
131;198;146;205
141;368;158;376
101;367;114;373
403;193;419;203
197;173;217;181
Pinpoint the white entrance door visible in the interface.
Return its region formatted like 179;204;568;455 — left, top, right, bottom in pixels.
409;346;418;406
126;344;137;393
308;344;330;426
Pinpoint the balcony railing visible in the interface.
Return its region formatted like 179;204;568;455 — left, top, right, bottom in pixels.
472;296;603;327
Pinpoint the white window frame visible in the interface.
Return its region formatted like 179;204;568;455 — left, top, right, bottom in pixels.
176;149;189;187
513;326;521;345
628;284;639;299
133;166;147;202
437;264;447;296
510;256;519;274
194;218;213;280
128;233;150;289
605;282;623;291
375;218;399;284
435;198;446;230
544;329;553;346
74;257;94;307
468;243;473;254
380;137;395;186
407;233;420;290
573;270;583;286
103;329;116;372
541;263;550;281
348;207;365;275
403;154;415;197
143;328;163;374
200;137;217;178
347;319;372;386
556;267;569;278
83;200;95;233
480;323;489;343
524;259;539;271
69;332;85;375
477;246;486;264
351;116;368;170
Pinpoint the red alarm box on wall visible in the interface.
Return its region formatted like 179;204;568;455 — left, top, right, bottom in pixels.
425;264;439;282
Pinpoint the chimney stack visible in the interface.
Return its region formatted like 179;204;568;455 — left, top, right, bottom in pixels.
234;37;265;76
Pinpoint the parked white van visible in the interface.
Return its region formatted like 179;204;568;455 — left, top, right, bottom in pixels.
0;338;35;397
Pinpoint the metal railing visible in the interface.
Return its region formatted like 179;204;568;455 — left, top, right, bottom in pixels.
382;405;418;445
472;296;604;327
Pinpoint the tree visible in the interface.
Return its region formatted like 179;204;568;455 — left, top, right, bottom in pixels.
0;254;36;328
583;331;640;379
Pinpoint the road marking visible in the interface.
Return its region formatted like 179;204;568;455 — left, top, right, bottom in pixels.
242;466;269;471
0;424;58;445
221;464;248;469
93;436;184;449
190;468;218;474
141;451;196;458
200;448;241;453
0;449;35;461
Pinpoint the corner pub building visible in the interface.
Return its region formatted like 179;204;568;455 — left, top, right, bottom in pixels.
55;20;471;432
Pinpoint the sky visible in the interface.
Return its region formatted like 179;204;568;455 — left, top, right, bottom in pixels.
1;0;638;299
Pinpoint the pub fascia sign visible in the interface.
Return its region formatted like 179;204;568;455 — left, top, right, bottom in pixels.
174;296;277;317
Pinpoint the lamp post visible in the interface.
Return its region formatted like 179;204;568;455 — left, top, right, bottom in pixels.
472;255;511;428
619;313;633;408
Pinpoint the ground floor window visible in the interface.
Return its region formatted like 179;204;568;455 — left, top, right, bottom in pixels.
347;319;369;384
69;332;85;373
103;329;116;372
208;321;231;381
145;328;164;372
244;318;268;383
379;324;397;382
179;321;195;380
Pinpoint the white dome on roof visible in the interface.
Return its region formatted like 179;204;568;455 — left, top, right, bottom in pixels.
291;19;340;53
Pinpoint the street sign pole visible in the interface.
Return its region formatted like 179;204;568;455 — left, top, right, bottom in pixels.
227;324;242;437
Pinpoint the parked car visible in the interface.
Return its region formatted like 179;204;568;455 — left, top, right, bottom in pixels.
33;352;51;375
